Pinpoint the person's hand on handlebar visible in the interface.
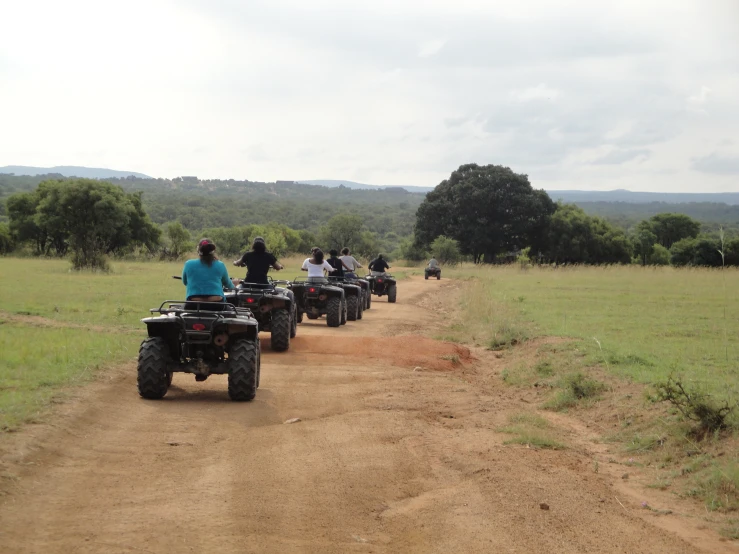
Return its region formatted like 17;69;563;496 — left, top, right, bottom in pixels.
231;277;242;286
233;260;243;267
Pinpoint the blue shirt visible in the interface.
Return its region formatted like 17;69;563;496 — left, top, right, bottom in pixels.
181;258;234;298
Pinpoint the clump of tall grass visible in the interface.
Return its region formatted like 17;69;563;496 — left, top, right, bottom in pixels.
544;372;608;411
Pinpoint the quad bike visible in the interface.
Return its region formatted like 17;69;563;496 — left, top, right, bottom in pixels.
365;273;397;303
224;278;296;352
327;276;364;321
425;266;441;280
138;299;260;401
290;278;347;327
345;275;371;311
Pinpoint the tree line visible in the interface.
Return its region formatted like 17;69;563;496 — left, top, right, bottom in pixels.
1;179;393;269
2;170;738;269
410;164;739;267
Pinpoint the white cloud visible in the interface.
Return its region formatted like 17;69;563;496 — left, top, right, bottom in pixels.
510;84;560;102
418;39;447;58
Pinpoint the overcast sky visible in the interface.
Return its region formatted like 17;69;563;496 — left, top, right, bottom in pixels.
1;0;738;191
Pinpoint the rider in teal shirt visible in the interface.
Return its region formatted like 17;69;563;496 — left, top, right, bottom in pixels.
181;239;235;299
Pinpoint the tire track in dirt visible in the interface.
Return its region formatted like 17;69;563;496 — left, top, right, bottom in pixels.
0;276;727;553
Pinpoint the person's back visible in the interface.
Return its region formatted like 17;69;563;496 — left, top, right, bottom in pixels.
369;255;390;275
326;249;346;278
340;248;362;278
234;237;283;285
428;258;439;269
182;239;234;301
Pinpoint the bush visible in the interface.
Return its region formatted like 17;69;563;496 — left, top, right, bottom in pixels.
650;243;670;265
653;376;734;434
430;235;461;265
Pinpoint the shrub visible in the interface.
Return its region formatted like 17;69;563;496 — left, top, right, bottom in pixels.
653;376;734;434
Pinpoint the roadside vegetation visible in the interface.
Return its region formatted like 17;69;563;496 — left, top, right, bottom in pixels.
0;256;312;430
435;262;739;521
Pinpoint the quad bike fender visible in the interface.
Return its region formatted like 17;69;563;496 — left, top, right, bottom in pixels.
341;284;361;297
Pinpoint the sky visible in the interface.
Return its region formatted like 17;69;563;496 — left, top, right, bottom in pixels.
1;0;738;192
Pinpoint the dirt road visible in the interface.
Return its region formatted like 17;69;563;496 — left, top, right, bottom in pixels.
0;277;730;553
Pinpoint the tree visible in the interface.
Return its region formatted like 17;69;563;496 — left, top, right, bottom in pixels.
414;164;555;263
397;237;427;261
430;235;461;265
6;192;46;253
36;180;142;270
166;222;192;258
644;213;701;249
633;227;658;266
319;214;364;252
670;238;697;266
650;244;671;265
542;203;632;264
0;222;13;254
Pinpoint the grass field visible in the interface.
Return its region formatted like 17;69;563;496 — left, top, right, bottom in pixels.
0;256;313;430
437;264;739;403
426;262;739;517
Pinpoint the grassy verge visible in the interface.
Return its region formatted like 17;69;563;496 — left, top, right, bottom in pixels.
442;263;739;514
0;256;313;431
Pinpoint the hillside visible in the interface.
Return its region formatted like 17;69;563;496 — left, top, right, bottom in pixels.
0;165;150;179
2;173;738;235
297;179;435;193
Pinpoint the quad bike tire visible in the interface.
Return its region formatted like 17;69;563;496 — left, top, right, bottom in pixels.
290;304;298;338
228;338;258;401
388;284;397;303
357;294;364;320
340;299;347;325
424;271;429;280
306;313;319;320
270;308;291;352
137;337;172;400
297;310;304;323
366;290;371;310
437;273;441;280
347;294;359;321
326;296;342;327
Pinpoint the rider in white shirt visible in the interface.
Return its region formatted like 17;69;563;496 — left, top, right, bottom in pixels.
340;247;362;278
301;248;336;280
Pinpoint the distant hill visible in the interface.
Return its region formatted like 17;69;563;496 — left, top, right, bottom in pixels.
0;165;150;179
548;189;739;206
297;179;434;193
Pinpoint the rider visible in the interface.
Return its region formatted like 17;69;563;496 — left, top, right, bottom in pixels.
340;247;362;279
182;238;235;308
301;248;336;282
428;257;440;271
368;254;390;276
233;236;283;286
327;249;351;278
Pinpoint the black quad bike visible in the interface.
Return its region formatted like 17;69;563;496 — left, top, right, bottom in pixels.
138;299;260;401
290;278;347;327
425;266;441;280
345;275;371;311
365;273;397;303
327;276;364;321
224;279;296;352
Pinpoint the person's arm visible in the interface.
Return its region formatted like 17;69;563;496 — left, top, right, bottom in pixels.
233;252;247;267
221;263;235;290
323;261;336;273
353;257;362;268
270;254;283;271
181;263;188;285
341;258;352;271
301;258;309;271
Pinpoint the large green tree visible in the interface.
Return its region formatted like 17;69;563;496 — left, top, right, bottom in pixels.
543;203;632;264
641;213;701;249
414;164;555;263
319;214;365;252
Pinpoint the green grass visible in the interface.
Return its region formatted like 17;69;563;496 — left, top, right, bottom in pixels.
499;412;565;449
443;264;739;406
443;262;739;512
